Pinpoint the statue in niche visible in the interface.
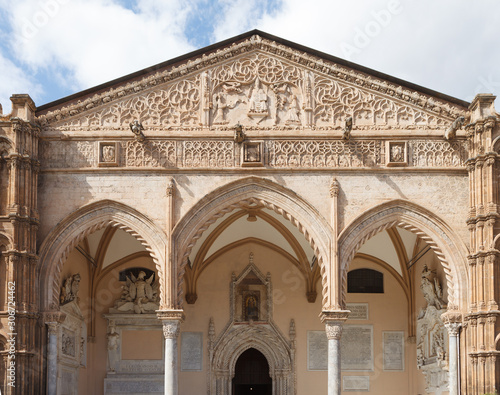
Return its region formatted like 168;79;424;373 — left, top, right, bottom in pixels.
248;78;269;117
420;265;446;310
60;273;81;305
284;86;301;125
112;270;159;314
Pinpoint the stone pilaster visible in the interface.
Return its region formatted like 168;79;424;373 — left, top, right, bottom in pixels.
465;93;500;394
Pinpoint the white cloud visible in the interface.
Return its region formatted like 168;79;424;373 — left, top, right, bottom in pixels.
0;0;498;106
0;51;42;114
3;0;196;96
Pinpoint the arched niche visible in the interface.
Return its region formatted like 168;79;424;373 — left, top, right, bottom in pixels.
338;199;469;310
172;176;332;308
38;200;168;311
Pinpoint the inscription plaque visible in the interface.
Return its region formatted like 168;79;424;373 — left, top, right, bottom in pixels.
307;331;328;371
383;331;404;371
346;303;369;320
181;332;203;371
343;376;370;391
341;325;373;371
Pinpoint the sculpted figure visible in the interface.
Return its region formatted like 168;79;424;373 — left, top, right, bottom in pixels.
444;116;465;140
113;270;159;314
248;78;268;115
129;120;145;142
60;273;81;305
343;116;353;140
420;265;446;310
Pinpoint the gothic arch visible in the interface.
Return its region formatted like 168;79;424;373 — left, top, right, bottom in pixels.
172;176;332;308
211;325;294;395
338;199;469;310
38;200;167;311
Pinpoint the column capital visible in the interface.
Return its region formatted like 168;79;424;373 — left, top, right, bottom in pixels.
157;309;184;339
44;311;66;327
441;310;463;325
320;310;349;340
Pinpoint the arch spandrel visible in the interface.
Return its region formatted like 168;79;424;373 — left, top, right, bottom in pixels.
172;176;332;308
338;199;469;310
38;200;168;311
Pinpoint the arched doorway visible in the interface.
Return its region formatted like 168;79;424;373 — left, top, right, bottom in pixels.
232;348;272;395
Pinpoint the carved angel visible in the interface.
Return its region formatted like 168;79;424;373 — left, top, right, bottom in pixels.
128;271;154;302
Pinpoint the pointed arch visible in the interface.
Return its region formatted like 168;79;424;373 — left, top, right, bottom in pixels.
172;176;332;308
338;199;468;309
38;200;167;311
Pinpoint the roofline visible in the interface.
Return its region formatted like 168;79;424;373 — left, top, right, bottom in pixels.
36;29;469;113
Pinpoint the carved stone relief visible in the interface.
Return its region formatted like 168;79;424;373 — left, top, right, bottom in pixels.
110;270;160;314
40;137;468;170
98;142;119;167
268;139;382;168
38;35;465;132
416;265;449;393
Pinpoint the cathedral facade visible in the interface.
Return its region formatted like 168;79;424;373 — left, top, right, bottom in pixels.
0;30;498;394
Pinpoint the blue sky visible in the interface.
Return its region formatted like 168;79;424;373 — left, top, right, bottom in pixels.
0;0;499;112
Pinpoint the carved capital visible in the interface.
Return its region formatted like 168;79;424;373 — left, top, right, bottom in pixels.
320;310;349;340
444;322;462;337
325;321;344;340
157;309;184;339
44;311;66;334
162;320;181;339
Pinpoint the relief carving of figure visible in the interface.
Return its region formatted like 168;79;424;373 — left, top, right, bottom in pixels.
248;78;269;117
60;273;81;305
212;86;242;125
112;271;159;314
420;265;446;310
285;90;301;125
102;145;115;162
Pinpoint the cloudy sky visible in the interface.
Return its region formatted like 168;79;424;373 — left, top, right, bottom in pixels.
0;0;498;113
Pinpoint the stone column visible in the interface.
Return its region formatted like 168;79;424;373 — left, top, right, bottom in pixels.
45;312;65;395
321;310;349;395
445;322;461;395
158;310;184;395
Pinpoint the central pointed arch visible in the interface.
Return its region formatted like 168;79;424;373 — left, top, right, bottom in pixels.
172;177;332;308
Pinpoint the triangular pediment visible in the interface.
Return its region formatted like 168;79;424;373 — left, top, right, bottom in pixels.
37;31;468;133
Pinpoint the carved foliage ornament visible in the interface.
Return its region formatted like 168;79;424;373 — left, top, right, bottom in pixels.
38;36;465;130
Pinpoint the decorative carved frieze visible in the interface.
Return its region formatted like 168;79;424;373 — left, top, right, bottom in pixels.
37;35;465;131
39;138;468;171
182;140;234;168
409;140;468;167
124;140;176;167
268;139;382;168
40;140;95;168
